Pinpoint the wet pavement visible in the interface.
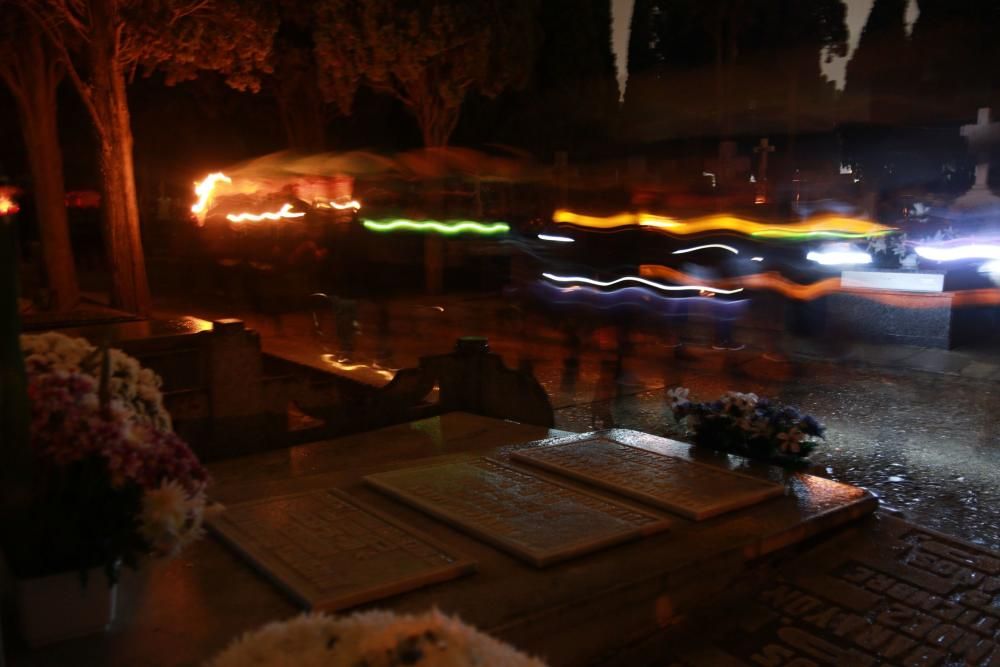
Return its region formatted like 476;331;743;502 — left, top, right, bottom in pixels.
155;292;1000;551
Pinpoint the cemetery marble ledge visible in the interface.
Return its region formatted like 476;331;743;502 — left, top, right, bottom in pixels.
12;413;877;667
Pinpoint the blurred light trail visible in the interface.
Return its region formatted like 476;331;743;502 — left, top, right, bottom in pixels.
751;257;764;261
806;249;872;266
915;244;1000;261
672;244;738;255
0;193;19;216
362;219;510;235
537;233;575;243
530;281;748;314
552;209;894;239
979;259;1000;274
316;198;362;211
640;264;841;301
226;203;305;223
320;354;395;381
552;210;680;229
191;172;231;224
639;263;1000;306
541;272;744;295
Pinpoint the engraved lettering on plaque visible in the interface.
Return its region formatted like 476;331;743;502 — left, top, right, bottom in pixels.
511;438;783;520
365;458;670;567
209;489;475;611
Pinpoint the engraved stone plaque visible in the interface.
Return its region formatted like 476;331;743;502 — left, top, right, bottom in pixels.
209;489;475;611
511;437;783;520
365;458;670;567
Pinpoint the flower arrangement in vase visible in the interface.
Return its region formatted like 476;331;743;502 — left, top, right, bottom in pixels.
667;387;824;467
2;332;209;645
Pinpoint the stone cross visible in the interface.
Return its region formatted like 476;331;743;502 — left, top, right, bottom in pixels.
960;107;1000;192
754;137;775;182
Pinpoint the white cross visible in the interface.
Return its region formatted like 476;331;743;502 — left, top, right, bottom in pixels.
961;108;999;189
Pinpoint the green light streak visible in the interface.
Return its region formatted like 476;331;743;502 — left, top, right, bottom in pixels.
362;219;510;236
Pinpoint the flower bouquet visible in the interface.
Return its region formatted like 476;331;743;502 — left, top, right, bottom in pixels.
2;332;209;644
208;608;547;667
667;387;824;467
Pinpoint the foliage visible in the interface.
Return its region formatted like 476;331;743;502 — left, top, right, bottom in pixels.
2;333;208;584
209;609;546;667
667;387;825;467
313;0;540;146
23;0;278;96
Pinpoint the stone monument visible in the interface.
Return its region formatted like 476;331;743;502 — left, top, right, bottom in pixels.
954;107;1000;213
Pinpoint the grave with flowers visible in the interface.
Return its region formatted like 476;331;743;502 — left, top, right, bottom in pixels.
667;387;825;468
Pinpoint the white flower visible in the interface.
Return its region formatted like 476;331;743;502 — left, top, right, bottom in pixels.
21;332;173;432
208;609;547;667
667;387;690;408
141;480;206;558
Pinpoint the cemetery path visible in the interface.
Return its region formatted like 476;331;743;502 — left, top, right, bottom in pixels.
157;293;1000;551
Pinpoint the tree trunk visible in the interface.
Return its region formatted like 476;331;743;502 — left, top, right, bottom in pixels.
414;102;460;294
1;28;79;312
88;1;151;315
16;65;79;311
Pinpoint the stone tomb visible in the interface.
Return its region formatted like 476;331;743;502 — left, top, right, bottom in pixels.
644;517;1000;667
365;458;671;567
209;488;475;611
511;437;784;520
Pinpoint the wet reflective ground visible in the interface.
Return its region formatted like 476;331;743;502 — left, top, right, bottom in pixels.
158;294;1000;550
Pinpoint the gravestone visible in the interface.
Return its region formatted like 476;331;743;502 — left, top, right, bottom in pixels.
365;458;670;567
954;107;1000;212
511;438;783;520
828;272;954;348
209;488;474;611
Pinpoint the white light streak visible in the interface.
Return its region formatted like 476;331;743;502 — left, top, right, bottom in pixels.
978;259;1000;274
806;250;872;266
672;244;738;255
915;244;1000;261
541;272;743;295
538;234;575;243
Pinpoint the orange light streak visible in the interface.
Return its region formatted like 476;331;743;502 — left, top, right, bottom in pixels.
554;210;894;239
226;203;305;224
638;264;1000;307
316;198;362;211
191;172;231;225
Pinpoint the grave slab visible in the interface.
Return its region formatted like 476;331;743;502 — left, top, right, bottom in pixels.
826;288;954;348
511;437;783;520
365;457;671;567
615;516;1000;666
209;488;475;611
11;416;877;667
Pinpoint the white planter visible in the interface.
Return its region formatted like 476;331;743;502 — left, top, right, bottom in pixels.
15;567;117;646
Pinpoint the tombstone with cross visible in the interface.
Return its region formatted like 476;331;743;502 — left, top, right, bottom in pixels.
955;107;1000;209
753;138;775;204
